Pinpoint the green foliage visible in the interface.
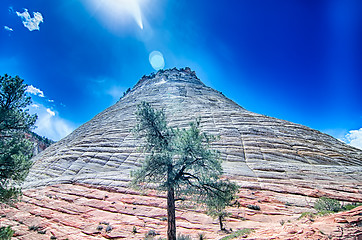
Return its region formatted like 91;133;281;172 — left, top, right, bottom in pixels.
0;74;37;205
144;230;159;240
198;233;207;240
246;204;260;210
314;197;341;212
342;203;362;211
132;226;137;234
176;234;191;240
105;225;113;232
28;225;39;231
132;102;239;239
0;226;14;240
132;102;238;202
298;212;316;220
219;228;253;240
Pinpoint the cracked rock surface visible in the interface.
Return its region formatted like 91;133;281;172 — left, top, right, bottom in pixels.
2;68;361;239
26;68;362;199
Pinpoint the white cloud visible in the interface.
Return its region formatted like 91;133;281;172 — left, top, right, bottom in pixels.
29;103;75;141
16;9;43;31
46;108;55;116
4;26;13;32
345;128;362;150
26;85;44;97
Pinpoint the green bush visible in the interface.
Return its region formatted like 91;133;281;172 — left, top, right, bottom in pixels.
342;203;362;211
198;233;207;240
176;234;192;240
246;204;260;210
0;226;14;240
298;212;316;220
314;197;341;212
219;228;253;240
28;225;39;231
144;230;159;240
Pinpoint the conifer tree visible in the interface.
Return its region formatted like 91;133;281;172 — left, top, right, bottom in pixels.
132;102;238;240
0;74;37;205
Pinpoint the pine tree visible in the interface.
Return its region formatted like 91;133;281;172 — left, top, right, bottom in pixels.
0;74;37;205
132;102;238;240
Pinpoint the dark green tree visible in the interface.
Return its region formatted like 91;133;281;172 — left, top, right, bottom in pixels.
132;102;238;240
205;186;236;231
0;74;37;205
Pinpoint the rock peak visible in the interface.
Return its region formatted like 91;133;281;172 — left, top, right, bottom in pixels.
134;67;203;90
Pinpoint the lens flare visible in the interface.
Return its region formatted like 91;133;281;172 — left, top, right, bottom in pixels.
82;0;145;31
149;51;165;70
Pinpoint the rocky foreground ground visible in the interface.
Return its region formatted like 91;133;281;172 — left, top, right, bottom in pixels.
1;183;361;240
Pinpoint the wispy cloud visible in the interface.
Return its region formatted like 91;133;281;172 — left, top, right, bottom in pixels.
16;9;43;31
46;108;55;116
26;85;45;97
29;103;75;141
107;86;124;101
4;26;13;32
345;128;362;150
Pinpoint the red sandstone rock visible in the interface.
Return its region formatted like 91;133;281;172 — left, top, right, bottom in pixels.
1;184;361;240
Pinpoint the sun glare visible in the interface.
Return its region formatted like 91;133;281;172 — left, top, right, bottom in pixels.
83;0;145;31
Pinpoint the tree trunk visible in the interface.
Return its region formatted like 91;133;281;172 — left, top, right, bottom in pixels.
167;186;176;240
219;215;224;231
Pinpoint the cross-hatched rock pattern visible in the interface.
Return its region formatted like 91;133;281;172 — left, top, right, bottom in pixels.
26;67;362;201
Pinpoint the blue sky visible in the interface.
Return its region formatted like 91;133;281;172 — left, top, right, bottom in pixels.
0;0;361;149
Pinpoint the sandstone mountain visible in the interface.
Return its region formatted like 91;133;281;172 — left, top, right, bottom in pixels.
5;67;361;239
26;67;362;201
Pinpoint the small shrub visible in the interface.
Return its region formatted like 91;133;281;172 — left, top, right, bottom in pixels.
96;225;103;231
37;230;46;234
160;217;167;221
176;234;192;240
198;233;207;240
50;236;57;240
0;226;14;240
280;220;285;226
246;204;260;210
105;225;113;233
298;212;316;220
132;226;138;234
219;228;253;240
144;230;159;239
28;225;39;231
314;197;341;212
316;210;334;216
342;203;362;211
146;230;157;236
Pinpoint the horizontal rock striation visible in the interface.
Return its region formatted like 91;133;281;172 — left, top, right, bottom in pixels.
26;67;362;202
2;184;361;239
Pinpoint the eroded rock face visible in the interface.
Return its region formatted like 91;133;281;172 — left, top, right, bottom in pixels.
26;68;361;202
25;68;362;201
4;68;361;239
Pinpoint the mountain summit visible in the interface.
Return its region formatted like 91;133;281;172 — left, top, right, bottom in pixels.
27;68;361;202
